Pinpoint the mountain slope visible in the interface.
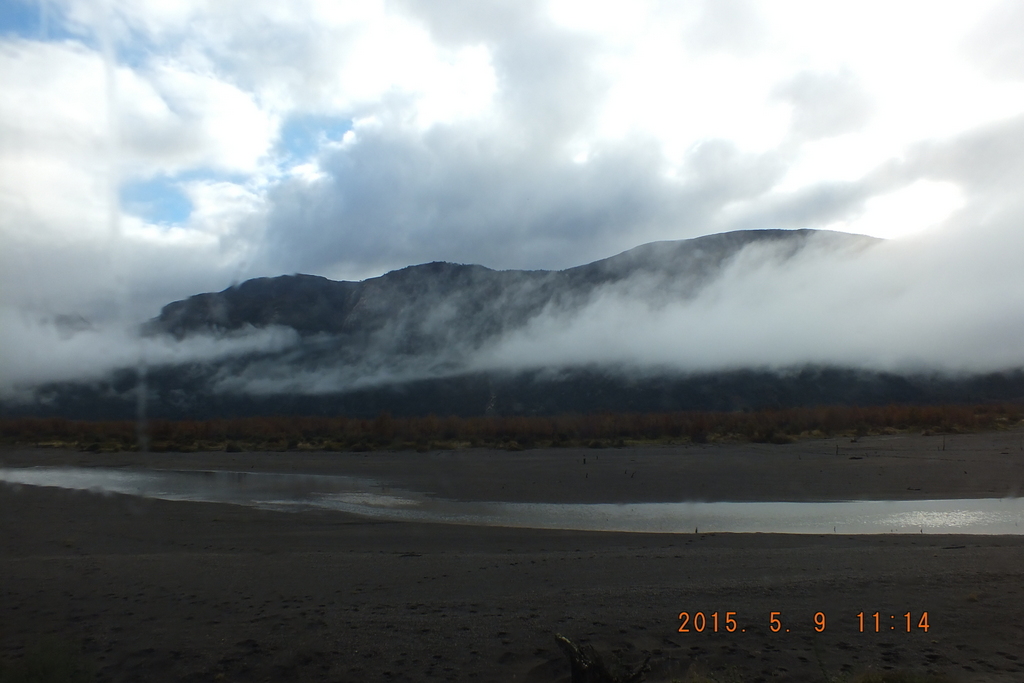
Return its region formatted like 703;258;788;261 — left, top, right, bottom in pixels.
25;227;1022;421
150;228;875;346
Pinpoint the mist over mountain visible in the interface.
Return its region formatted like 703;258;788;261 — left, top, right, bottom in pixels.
151;228;858;347
4;228;1024;419
6;2;1024;425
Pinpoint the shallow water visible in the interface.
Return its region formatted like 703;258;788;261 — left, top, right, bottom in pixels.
2;466;1023;534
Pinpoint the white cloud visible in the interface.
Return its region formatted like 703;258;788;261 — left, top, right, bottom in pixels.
470;225;1024;374
0;40;112;240
182;179;264;238
0;36;276;320
118;61;276;174
0;308;299;398
826;180;966;240
964;0;1024;82
2;0;1024;390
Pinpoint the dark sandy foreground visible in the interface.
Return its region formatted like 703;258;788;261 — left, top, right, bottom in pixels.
2;431;1023;682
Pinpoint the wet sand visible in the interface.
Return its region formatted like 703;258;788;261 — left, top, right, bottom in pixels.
2;430;1024;682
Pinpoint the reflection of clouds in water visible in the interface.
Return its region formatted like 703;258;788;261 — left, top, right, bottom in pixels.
324;492;421;508
489;500;1024;535
884;509;1012;530
0;467;385;507
0;467;164;493
2;467;1024;534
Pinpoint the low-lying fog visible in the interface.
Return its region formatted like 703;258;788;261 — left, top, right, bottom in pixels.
4;2;1024;402
2;220;1022;400
471;223;1024;375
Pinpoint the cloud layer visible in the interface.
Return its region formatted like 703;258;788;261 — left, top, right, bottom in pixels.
472;225;1024;376
2;0;1024;394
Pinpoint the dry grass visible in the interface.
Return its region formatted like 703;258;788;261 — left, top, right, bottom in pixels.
844;673;957;683
1;403;1021;454
677;670;956;683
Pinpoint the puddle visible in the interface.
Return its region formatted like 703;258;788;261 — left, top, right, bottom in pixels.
2;466;1023;534
0;467;407;508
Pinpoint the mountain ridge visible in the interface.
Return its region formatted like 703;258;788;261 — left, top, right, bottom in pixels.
17;227;1018;422
150;228;878;341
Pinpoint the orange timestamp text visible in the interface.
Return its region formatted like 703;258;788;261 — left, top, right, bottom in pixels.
677;611;930;634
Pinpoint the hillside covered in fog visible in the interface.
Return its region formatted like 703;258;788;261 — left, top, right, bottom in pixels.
5;228;1023;420
150;228;865;360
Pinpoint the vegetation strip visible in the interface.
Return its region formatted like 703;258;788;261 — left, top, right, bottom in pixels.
2;404;1021;453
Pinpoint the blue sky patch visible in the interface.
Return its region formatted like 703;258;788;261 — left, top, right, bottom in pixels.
1;1;152;70
277;114;352;160
120;177;193;225
175;168;249;185
1;0;84;43
1;0;47;39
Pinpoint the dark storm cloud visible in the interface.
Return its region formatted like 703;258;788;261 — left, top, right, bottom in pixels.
252;0;781;276
257;123;788;276
250;0;627;274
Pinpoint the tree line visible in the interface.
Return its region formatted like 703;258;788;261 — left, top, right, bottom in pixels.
2;403;1021;453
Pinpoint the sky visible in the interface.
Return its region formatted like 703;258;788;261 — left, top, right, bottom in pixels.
2;0;1024;393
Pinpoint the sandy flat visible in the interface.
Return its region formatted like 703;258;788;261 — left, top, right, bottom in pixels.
1;430;1023;682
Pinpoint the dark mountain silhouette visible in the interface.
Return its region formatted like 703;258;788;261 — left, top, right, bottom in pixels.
7;228;1023;420
148;228;872;355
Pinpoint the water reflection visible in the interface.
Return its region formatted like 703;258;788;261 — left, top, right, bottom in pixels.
2;467;1022;534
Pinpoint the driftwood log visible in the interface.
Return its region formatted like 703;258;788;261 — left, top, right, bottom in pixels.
554;634;650;683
